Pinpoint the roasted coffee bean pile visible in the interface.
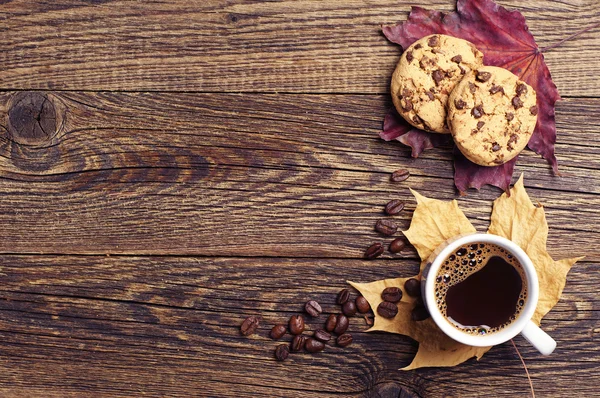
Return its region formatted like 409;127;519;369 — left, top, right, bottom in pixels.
239;288;374;361
375;278;431;321
364;169;411;260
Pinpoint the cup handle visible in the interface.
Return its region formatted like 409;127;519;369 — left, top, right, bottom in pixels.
520;321;556;355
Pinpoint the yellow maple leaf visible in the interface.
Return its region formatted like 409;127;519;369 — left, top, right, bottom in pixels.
350;175;583;370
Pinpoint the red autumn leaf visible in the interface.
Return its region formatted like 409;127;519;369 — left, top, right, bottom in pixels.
453;148;517;194
380;0;560;192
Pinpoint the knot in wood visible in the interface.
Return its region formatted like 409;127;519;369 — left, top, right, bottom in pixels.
371;382;419;398
8;92;57;146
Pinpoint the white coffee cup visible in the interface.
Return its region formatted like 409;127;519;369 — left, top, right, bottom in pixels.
421;233;556;355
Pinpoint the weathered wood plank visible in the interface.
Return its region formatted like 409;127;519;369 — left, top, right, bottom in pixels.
0;92;598;258
0;0;598;95
0;255;596;397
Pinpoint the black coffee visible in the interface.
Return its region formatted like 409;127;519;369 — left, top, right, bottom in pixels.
434;242;527;335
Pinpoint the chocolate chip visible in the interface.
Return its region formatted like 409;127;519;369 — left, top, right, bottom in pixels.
458;65;467;75
512;96;523;109
477;121;485;130
427;35;439;47
426;91;434;100
492;142;501;152
412;115;424;125
471;129;478;135
506;112;515;121
468;82;476;93
476;71;492;82
432;69;445;86
414;43;422;49
471;105;484;118
401;88;413;98
454;99;467;110
401;99;413;112
508;134;519;145
419;58;429;69
451;55;462;63
489;85;504;95
516;83;528;96
405;51;413;63
529;105;538;115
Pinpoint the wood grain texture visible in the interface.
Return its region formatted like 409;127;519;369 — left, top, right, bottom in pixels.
0;255;597;397
0;92;598;260
0;0;598;95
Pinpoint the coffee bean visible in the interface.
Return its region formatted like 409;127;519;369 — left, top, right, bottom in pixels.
305;338;325;353
404;278;421;297
314;329;332;342
337;333;353;347
334;314;349;335
355;296;370;313
389;238;405;254
240;316;260;336
381;287;403;303
375;219;398;236
291;335;307;352
476;71;491;82
471;105;484;118
390;169;410;182
289;315;305;335
454;99;467;110
385;199;405;215
336;289;350;305
411;305;431;321
364;242;384;260
451;55;462;63
325;314;337;332
270;324;286;340
342;300;357;317
304;300;322;317
275;344;290;361
377;301;398;318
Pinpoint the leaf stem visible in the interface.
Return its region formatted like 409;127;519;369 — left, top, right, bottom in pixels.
541;22;600;53
511;339;535;398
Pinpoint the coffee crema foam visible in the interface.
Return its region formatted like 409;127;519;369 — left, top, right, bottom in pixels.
434;242;528;335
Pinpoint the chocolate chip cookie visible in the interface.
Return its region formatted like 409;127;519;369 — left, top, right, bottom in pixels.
391;34;484;133
447;66;538;166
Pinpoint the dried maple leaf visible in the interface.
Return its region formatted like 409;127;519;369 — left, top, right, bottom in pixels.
381;0;561;192
350;175;582;369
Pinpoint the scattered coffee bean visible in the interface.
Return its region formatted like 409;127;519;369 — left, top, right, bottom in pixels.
325;314;338;332
389;238;405;254
240;316;260;336
475;71;491;82
375;219;398;236
411;305;431;321
385;199;405;215
336;288;350;305
337;333;353;347
390;169;410;182
304;300;322;318
404;278;421;298
364;242;384;260
305;338;325;353
381;287;403;303
342;300;357;317
516;83;527;96
291;335;307;352
471;105;484;118
334;314;349;335
512;96;523;109
270;324;286;340
377;301;399;318
355;296;370;313
314;329;332;343
275;344;290;361
289;315;305;335
451;55;462;63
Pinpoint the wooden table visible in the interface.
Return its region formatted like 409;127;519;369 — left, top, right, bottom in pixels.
0;1;598;396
